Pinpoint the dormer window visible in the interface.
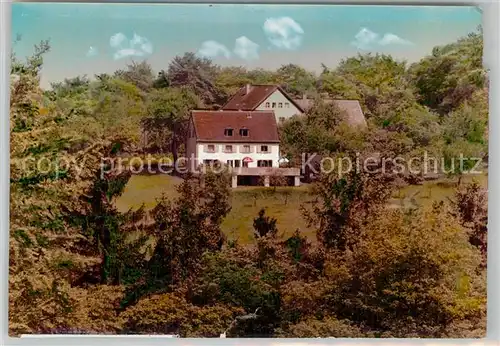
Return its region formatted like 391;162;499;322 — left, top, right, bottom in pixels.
224;128;233;136
239;128;249;137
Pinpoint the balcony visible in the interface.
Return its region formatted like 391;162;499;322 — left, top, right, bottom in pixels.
230;167;300;177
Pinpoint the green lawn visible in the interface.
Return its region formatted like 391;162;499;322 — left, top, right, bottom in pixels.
116;174;312;243
389;173;488;209
116;172;488;244
222;187;312;243
115;173;182;212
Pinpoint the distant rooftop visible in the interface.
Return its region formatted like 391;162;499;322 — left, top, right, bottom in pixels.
222;84;302;111
293;97;367;128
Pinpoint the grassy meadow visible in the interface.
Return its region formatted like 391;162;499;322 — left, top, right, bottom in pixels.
115;172;488;244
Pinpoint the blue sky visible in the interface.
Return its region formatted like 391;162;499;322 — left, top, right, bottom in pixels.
11;3;482;88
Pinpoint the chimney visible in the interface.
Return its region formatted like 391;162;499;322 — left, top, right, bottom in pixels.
245;84;251;95
302;94;307;100
246;112;252;119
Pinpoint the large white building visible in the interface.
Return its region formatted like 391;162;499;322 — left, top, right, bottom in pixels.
186;110;280;169
186;110;300;187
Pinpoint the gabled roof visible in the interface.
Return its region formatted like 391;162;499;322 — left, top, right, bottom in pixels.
222;84;305;112
293;98;367;128
191;110;279;143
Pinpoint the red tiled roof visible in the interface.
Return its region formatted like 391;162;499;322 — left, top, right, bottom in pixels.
191;110;279;143
222;84;305;112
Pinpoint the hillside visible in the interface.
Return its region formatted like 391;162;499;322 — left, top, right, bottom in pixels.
9;28;488;337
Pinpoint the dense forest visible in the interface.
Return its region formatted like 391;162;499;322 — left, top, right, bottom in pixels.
9;27;488;337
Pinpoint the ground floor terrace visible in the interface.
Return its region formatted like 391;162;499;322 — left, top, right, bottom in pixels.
229;167;301;188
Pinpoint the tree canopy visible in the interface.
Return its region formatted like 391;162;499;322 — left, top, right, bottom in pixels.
9;27;488;337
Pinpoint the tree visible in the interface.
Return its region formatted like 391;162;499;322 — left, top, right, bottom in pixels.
321;205;484;336
11;38;50;78
275;64;317;98
277;317;365;338
81;77;146;145
319;53;423;128
442;101;487;147
145;170;232;286
321;53;408;97
10;39;51;132
153;69;170;88
49;76;91;98
440;139;485;185
9;40;81;334
189;250;283;337
393;107;442;149
341;53;407;85
142;87;200;162
60;143;148;285
166;52;225;106
317;71;360;100
121;293;242;336
253;208;278;239
409;28;485;114
280;100;367;162
451;182;488;266
215;66;253;96
245;68;280;85
9;41;148;333
302;163;395;251
114;60;155;92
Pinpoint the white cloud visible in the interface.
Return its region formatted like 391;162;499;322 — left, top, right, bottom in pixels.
233;36;259;61
379;33;413;46
109;32;153;60
130;33;153;54
351;27;379;50
110;32;127;49
86;46;98;57
113;48;149;60
263;16;304;50
351;27;413;50
197;40;231;59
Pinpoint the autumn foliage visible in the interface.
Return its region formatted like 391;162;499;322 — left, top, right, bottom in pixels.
9;28;487;337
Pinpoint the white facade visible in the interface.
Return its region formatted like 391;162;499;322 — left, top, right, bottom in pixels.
189;142;280;170
255;89;302;123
